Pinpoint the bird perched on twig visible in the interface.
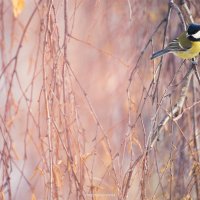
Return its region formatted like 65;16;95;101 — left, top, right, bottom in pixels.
151;23;200;60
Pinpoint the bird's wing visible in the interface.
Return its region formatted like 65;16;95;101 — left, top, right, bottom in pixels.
167;38;190;52
167;32;192;52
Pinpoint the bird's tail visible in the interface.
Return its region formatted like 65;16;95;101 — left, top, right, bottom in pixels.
151;48;171;60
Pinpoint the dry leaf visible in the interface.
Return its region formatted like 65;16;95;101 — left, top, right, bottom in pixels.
30;166;44;180
81;152;93;161
12;0;25;17
0;192;5;200
31;193;37;200
53;165;62;188
12;143;20;160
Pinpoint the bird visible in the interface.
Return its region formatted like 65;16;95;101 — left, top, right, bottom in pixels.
151;23;200;60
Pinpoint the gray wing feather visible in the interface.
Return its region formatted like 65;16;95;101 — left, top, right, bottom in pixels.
151;48;170;59
167;39;187;51
151;39;190;60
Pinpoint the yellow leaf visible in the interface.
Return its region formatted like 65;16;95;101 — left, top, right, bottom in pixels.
53;165;62;188
0;191;5;200
12;143;20;160
81;152;93;162
30;166;45;180
31;193;37;200
12;0;25;17
131;134;142;152
182;194;192;200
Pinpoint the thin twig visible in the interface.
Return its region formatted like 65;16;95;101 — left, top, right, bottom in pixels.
147;64;194;150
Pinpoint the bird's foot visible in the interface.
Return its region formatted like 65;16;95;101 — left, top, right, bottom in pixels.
191;59;198;65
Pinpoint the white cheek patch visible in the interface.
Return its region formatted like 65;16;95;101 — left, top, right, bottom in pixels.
192;31;200;39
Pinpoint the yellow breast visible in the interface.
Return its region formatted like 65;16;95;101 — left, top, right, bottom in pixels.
175;41;200;59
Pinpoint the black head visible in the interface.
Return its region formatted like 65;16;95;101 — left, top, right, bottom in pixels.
187;23;200;41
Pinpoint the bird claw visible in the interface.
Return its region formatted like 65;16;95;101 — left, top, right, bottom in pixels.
191;60;198;65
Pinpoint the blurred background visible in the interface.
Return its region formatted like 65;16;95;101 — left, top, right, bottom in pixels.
1;0;200;199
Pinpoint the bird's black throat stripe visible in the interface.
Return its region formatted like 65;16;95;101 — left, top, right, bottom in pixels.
188;35;200;41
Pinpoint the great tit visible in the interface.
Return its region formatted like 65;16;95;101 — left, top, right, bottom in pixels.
151;23;200;60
